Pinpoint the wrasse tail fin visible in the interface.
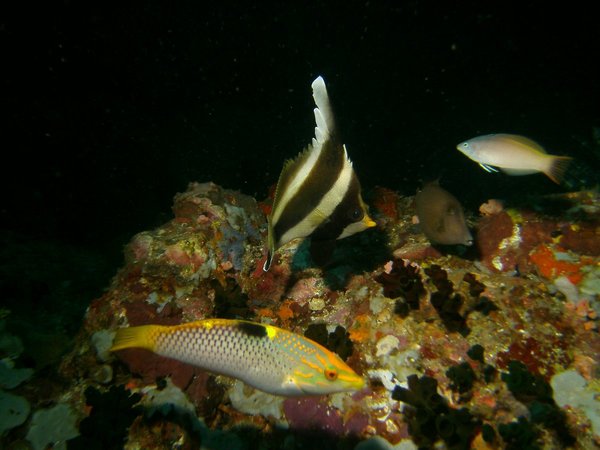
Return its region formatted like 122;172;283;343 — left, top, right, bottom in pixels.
110;325;162;352
546;156;573;184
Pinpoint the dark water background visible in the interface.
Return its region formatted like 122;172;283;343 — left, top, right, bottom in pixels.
1;1;599;329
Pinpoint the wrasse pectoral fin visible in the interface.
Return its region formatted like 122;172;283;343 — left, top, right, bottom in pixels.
479;163;499;173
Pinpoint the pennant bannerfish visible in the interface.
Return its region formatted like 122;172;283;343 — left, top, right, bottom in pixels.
263;76;375;271
415;181;473;246
110;318;365;396
456;133;572;184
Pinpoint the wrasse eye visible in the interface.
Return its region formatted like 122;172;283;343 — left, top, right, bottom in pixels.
348;208;363;221
324;368;338;381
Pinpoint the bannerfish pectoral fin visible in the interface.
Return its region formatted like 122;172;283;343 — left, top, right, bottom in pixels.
479;163;499;173
308;207;329;227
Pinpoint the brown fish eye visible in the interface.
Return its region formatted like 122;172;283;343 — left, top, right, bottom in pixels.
324;368;338;381
349;208;363;221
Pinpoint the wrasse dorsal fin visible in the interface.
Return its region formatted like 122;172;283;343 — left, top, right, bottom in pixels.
498;134;548;154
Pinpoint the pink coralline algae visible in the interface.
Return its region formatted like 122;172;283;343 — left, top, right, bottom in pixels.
283;397;345;435
14;181;598;450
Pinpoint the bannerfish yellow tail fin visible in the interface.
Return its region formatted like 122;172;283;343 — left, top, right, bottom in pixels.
110;325;163;352
546;156;573;184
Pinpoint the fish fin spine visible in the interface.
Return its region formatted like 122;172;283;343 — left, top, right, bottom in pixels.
479;163;499;173
263;219;275;271
110;325;162;352
546;156;573;184
263;251;272;271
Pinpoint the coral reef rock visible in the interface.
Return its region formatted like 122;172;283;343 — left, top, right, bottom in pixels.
3;181;599;450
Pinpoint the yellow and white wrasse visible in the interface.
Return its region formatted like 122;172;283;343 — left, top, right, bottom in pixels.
111;318;364;396
456;133;572;184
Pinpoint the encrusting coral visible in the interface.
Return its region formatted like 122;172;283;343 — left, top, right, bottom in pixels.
2;180;598;449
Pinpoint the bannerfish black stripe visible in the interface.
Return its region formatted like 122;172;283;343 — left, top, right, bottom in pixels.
263;76;375;271
312;170;363;241
273;138;345;239
236;321;268;338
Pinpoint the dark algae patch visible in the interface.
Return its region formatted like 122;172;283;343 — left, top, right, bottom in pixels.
67;385;142;450
392;374;481;449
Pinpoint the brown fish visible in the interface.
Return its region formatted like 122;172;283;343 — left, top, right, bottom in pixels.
415;181;472;246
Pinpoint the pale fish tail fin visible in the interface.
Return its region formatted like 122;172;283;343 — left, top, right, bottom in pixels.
110;325;163;352
545;155;573;184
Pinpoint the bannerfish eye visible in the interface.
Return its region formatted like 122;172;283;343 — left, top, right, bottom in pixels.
324;368;338;381
349;208;363;221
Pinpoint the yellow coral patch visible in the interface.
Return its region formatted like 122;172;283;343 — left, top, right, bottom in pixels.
349;314;371;343
277;301;295;320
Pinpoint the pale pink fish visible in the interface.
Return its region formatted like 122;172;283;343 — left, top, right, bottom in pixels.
456;133;572;184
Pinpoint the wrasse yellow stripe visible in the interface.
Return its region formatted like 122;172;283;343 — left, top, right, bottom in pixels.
337;373;360;382
110;318;364;397
294;370;315;379
301;357;321;371
316;353;328;367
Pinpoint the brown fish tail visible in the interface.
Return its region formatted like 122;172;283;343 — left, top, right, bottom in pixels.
546;156;573;184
